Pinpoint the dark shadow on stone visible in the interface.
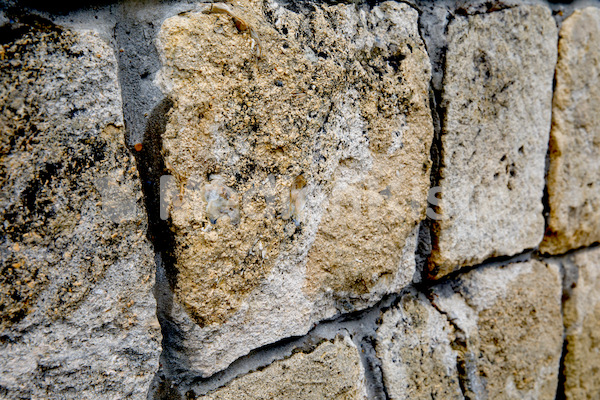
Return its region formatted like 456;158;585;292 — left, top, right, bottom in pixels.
114;7;166;148
12;0;117;14
0;10;61;44
133;96;177;288
131;97;193;399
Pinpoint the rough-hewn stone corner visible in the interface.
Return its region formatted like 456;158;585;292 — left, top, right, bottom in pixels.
0;20;161;398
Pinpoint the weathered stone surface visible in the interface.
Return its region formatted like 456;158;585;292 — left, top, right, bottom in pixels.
156;0;432;376
0;20;161;398
431;260;563;400
376;289;463;400
540;7;600;255
197;336;367;400
429;6;557;277
558;247;600;400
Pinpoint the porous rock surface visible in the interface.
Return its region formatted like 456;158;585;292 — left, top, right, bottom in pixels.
196;336;367;400
559;246;600;400
376;288;463;400
430;260;563;400
540;7;600;255
156;0;433;376
429;5;557;277
0;20;161;398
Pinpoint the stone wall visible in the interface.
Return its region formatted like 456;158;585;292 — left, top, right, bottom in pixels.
0;0;598;399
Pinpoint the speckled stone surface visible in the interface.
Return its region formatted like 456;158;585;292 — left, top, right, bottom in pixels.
431;260;563;400
197;336;367;400
156;0;433;376
0;20;161;399
429;5;557;278
376;288;463;400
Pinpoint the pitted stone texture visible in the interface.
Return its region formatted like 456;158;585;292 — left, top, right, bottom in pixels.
0;21;160;398
197;336;367;400
429;5;557;278
540;8;600;255
156;0;432;376
376;289;463;400
431;260;563;400
559;247;600;400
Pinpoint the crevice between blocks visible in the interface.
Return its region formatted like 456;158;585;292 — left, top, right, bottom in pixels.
426;292;471;400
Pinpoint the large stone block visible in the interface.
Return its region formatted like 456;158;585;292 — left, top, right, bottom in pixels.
431;260;563;400
429;6;557;277
540;7;600;255
376;289;463;400
0;20;161;398
196;336;367;399
558;247;600;400
156;0;433;376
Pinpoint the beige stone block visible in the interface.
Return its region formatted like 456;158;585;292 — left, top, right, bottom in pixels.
429;6;557;278
198;336;367;400
540;7;600;255
431;260;563;399
0;22;160;398
156;0;433;375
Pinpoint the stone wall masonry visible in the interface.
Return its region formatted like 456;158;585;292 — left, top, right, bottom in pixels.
0;18;161;398
155;0;433;377
0;0;599;399
430;260;564;400
376;288;463;399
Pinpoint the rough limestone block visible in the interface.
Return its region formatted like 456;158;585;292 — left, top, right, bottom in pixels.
156;0;433;376
196;336;367;399
540;7;600;255
0;21;161;398
558;247;600;400
376;289;463;400
429;6;557;278
431;260;563;400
